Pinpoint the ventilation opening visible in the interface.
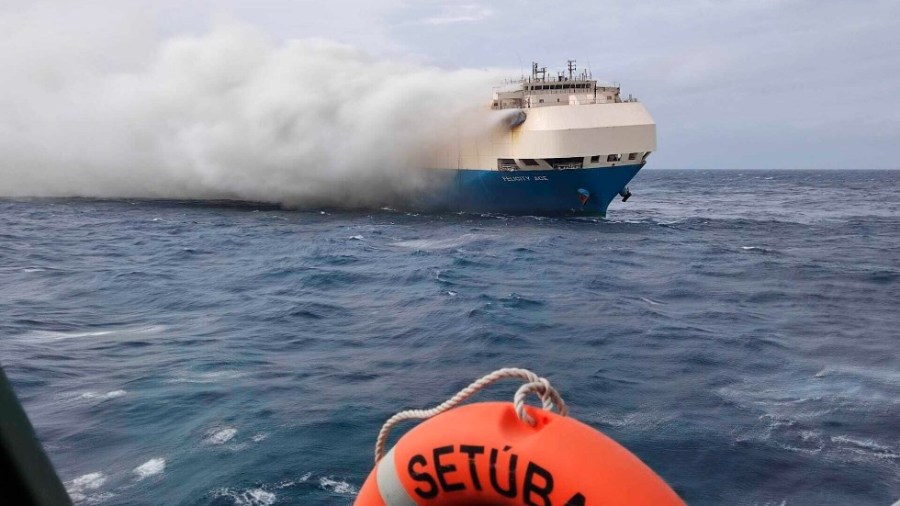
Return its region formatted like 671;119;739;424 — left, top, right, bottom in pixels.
546;157;583;170
628;153;638;161
497;159;518;171
607;154;622;162
521;159;540;166
590;155;600;163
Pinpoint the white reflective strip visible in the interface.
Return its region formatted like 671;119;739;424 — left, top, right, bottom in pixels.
376;447;419;506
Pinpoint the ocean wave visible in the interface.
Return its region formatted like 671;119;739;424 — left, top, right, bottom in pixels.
167;370;246;384
319;477;358;495
5;169;899;504
80;390;127;401
830;435;900;460
20;330;114;341
213;487;276;506
133;458;166;479
14;325;166;342
392;233;489;251
593;411;675;432
205;427;238;445
65;472;110;504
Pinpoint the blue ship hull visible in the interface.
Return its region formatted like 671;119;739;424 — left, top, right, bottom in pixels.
416;164;644;216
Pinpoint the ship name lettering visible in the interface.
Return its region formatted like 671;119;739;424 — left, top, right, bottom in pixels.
500;175;550;182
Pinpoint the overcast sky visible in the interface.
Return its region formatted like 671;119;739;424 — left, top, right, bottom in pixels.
4;0;899;170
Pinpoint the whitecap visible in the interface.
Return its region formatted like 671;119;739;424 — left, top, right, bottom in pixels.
213;488;276;506
205;427;238;445
348;235;364;240
66;472;106;493
270;472;312;490
830;435;899;458
66;472;108;503
81;390;127;401
777;444;822;455
23;330;113;341
18;325;165;343
392;233;487;251
133;458;165;479
319;477;358;495
74;492;115;505
240;489;276;506
167;370;246;384
251;433;268;443
639;296;664;306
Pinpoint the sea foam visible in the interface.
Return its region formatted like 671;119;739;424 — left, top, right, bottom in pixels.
133;458;165;479
205;427;238;445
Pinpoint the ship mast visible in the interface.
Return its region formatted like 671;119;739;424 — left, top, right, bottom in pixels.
531;62;547;82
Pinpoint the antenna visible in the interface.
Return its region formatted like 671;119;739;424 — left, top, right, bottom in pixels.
567;59;576;80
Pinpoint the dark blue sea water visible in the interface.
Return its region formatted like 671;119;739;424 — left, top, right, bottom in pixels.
1;170;898;506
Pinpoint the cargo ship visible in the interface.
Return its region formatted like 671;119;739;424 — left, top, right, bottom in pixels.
418;60;656;216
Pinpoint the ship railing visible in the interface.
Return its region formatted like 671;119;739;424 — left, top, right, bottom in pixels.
492;96;639;110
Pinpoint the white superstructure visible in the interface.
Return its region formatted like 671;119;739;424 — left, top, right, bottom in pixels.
433;60;656;172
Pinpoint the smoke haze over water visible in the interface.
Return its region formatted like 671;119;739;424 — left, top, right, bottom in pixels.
0;7;503;207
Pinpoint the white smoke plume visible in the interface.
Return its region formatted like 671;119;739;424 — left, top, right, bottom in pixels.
0;5;506;208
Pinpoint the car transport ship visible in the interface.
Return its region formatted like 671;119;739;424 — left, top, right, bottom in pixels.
418;60;656;216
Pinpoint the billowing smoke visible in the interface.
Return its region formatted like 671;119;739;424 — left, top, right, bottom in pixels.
0;7;505;208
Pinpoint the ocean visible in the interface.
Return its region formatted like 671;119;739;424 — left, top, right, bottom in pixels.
1;169;898;505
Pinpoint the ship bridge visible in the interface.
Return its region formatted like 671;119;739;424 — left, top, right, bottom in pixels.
492;60;635;110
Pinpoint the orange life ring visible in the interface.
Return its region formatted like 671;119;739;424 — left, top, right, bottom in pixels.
356;402;684;505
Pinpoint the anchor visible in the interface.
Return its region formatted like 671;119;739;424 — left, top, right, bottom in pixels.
577;188;590;206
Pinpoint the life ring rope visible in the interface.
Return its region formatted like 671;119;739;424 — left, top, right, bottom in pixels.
374;367;568;463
